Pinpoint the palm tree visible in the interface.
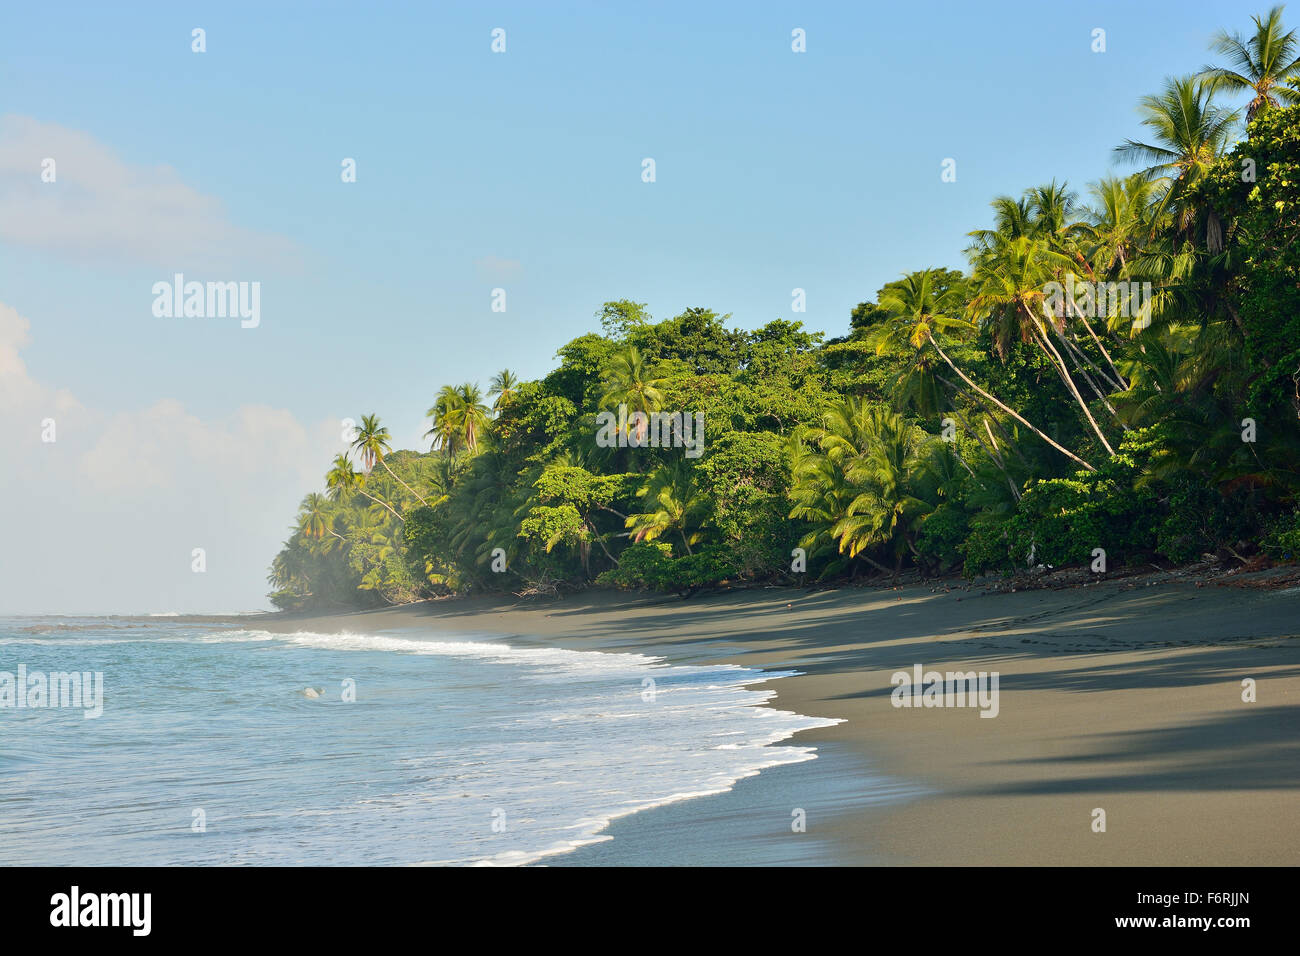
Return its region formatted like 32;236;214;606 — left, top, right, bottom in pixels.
325;453;357;502
267;542;307;594
870;268;1096;470
425;385;463;456
1114;76;1241;241
625;460;707;555
352;413;430;506
1017;182;1135;399
425;384;492;454
968;236;1117;456
326;452;404;521
267;546;294;590
350;414;390;474
1025;180;1085;244
455;383;492;451
296;493;330;539
1201;6;1300;120
1083;174;1163;275
790;399;944;572
296;493;345;545
967;195;1035;258
488;370;519;412
358;526;405;592
600;347;666;443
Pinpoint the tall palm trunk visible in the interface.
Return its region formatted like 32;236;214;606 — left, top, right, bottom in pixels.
360;488;404;522
1051;324;1128;428
1065;291;1128;389
983;419;1022;502
380;459;431;508
1024;303;1116;456
925;331;1095;471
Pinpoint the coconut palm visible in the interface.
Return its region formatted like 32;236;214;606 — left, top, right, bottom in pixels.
600;347;666;442
1114;76;1241;240
968;236;1117;456
967;195;1035;257
295;493;347;551
489;370;519;412
1025;180;1085;245
1116;77;1241;184
1201;6;1300;120
352;413;430;506
325;454;359;501
455;383;492;451
297;493;331;539
1083;174;1164;275
1014;183;1134;398
425;385;463;456
625;460;707;554
267;543;300;590
790;400;944;572
326;452;403;521
870;268;1096;470
350;414;390;474
425;384;492;454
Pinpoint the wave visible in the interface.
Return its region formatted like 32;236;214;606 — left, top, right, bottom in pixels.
0;622;846;866
244;629;843;865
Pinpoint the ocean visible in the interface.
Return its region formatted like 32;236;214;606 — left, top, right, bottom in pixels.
0;615;844;865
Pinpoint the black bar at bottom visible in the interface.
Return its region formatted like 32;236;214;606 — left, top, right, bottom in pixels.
3;866;1281;941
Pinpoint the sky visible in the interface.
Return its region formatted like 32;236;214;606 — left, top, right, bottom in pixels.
0;0;1264;613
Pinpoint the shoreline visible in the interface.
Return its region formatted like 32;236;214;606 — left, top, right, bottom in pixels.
257;569;1300;865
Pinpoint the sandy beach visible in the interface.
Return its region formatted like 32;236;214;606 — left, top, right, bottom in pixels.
261;569;1300;866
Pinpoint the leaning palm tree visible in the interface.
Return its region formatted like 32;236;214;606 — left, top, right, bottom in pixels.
600;347;666;443
1200;6;1300;120
488;370;519;412
325;452;403;521
325;453;358;502
352;413;430;507
869;268;1096;471
968;236;1117;457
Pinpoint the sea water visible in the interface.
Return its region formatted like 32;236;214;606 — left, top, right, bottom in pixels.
0;616;842;865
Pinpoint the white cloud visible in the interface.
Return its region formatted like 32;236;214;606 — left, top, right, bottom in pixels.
0;114;297;270
0;300;337;614
0;300;85;426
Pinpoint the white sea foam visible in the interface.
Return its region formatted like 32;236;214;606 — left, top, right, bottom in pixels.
248;628;842;865
0;621;846;866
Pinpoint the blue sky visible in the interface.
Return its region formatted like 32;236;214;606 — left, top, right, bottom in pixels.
0;0;1264;611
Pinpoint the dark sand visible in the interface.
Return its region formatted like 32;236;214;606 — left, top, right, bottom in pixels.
262;574;1300;865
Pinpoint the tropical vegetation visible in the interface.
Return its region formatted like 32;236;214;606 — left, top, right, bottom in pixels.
269;9;1300;609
